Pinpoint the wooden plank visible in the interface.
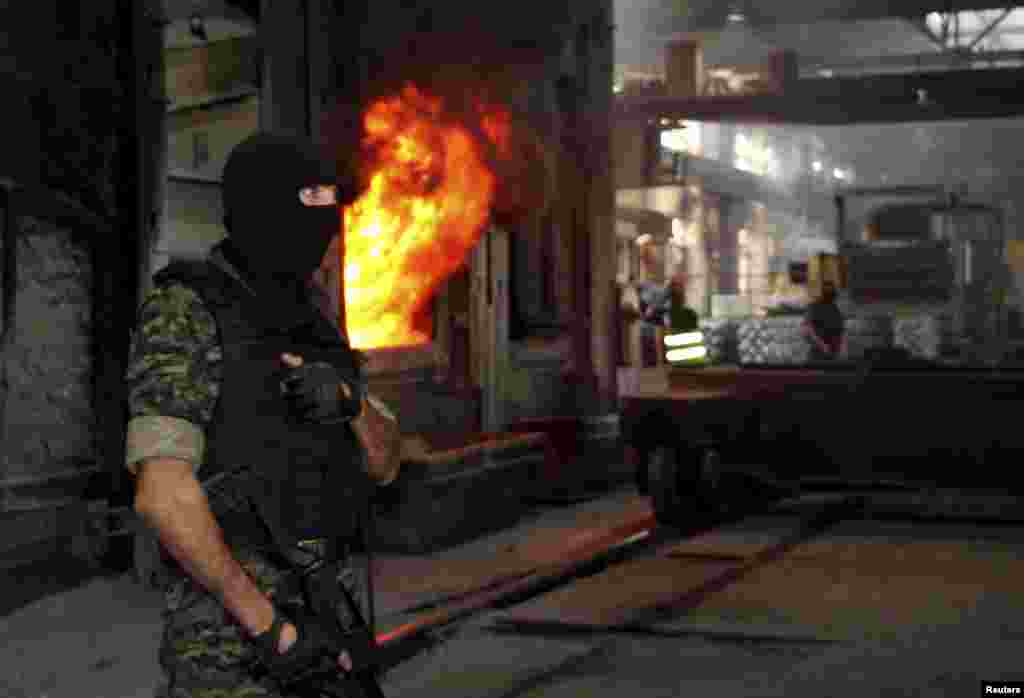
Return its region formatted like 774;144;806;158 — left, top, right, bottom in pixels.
374;509;656;650
374;497;654;619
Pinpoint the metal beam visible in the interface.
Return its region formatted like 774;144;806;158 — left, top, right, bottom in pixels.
801;48;1024;77
614;66;1024;125
968;7;1015;50
663;1;1024;30
836;185;945;199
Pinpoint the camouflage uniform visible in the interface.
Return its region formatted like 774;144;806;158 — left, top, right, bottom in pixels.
126;249;361;698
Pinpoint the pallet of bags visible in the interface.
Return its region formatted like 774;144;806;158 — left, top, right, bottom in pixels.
844;315;893;360
700;319;739;364
737;317;807;364
893;313;946;360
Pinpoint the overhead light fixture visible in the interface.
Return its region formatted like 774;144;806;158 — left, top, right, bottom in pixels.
833;168;847;180
726;4;746;23
812;161;823;173
189;13;208;42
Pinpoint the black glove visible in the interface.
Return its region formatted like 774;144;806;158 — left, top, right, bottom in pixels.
252;604;341;685
280;361;363;424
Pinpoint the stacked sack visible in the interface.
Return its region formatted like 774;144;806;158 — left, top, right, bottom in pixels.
737;317;809;364
700;319;739;364
844;314;893;360
893;313;948;360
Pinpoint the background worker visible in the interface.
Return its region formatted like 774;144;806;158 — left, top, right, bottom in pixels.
802;280;847;361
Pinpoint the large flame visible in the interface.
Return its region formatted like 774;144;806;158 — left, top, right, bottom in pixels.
342;85;509;349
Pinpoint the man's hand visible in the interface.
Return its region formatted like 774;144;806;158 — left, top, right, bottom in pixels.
279;353;362;423
134;458;279;639
255;605;353;680
277;616;353;671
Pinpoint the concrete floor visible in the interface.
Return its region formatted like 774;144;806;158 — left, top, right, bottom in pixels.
3;487;1024;698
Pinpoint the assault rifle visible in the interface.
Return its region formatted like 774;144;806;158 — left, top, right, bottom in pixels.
270;550;385;698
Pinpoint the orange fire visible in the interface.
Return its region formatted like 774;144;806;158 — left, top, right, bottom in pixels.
341;85;509;349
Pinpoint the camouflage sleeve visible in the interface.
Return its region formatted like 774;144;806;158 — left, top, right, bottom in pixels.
123;283;223;474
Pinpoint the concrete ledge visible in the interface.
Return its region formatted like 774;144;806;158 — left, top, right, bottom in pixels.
509;415;627;494
372;432;550;553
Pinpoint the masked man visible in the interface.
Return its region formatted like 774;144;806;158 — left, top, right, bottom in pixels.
125;132;400;697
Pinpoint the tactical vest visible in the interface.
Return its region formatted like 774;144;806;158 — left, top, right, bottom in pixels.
153;259;371;552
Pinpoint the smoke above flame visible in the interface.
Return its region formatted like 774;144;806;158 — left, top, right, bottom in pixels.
340;84;512;349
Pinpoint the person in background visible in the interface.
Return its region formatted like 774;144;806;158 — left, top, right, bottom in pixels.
802;280;847;360
667;272;699;333
619;276;642;321
638;278;671;366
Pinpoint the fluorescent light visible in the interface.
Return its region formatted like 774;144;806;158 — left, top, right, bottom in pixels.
664;331;704;347
726;5;746;23
667;346;709;362
812;161;823;173
833;168;846;180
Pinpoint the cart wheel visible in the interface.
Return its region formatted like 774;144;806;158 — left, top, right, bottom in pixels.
698;447;723;493
649;443;723;528
649;445;682;526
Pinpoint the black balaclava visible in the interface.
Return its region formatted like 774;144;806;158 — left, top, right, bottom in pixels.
220;132;339;304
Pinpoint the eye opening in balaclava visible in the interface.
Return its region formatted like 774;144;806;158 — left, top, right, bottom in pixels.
221;132;340;284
